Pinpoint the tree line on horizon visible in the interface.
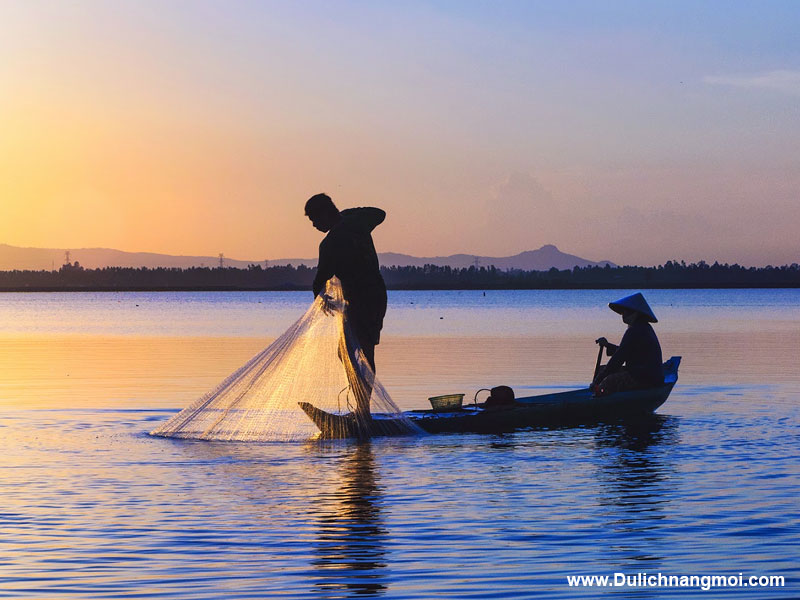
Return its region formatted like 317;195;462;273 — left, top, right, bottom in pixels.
0;260;798;291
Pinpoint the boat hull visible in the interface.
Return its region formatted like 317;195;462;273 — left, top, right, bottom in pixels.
300;356;680;438
410;380;675;434
297;401;419;438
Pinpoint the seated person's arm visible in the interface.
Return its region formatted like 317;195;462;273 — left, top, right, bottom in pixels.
594;334;629;383
595;337;619;357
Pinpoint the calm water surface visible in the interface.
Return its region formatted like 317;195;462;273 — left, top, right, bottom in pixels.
0;289;798;598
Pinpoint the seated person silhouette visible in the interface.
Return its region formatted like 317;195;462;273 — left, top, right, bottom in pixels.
592;292;663;396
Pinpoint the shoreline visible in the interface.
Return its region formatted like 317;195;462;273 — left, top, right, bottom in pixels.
1;284;799;292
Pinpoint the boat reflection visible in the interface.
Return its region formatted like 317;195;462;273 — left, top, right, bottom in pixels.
310;442;388;598
593;415;680;570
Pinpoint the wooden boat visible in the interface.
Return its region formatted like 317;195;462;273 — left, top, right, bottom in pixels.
299;356;681;438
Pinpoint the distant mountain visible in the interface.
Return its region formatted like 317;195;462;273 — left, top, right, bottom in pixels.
0;243;614;272
379;245;614;270
0;244;314;270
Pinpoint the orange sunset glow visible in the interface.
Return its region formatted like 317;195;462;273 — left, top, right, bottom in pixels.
2;2;799;266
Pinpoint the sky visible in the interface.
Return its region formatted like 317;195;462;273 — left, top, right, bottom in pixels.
1;0;798;267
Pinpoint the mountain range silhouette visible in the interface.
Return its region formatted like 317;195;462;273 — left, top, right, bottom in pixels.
0;243;614;271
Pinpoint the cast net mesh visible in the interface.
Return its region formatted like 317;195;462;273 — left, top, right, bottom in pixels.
150;277;423;441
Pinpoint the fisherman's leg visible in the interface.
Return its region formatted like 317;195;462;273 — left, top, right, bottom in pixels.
360;341;376;373
338;326;373;431
350;332;376;422
595;370;640;395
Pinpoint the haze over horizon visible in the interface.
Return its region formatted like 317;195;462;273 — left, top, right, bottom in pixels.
2;1;799;268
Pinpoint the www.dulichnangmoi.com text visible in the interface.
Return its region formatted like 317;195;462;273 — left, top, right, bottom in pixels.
567;572;785;592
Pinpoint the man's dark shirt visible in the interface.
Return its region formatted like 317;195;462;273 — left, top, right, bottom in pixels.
313;207;387;345
600;320;663;386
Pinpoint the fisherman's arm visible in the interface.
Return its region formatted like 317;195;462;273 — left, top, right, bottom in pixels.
606;329;633;370
340;207;386;231
596;337;619;357
593;333;629;382
313;241;336;297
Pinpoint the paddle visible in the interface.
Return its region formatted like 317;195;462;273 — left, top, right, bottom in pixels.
593;343;604;381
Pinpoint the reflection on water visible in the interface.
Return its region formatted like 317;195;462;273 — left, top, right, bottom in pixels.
0;409;797;599
3;330;798;412
594;417;680;570
1;289;798;598
311;443;388;597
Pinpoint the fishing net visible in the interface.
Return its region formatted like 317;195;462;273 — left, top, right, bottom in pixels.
150;277;423;441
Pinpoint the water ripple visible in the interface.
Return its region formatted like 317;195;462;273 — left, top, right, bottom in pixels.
0;401;798;599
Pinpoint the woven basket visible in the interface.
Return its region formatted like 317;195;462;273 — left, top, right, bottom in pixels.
428;393;465;412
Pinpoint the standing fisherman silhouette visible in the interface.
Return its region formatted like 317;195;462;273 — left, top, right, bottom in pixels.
305;193;387;428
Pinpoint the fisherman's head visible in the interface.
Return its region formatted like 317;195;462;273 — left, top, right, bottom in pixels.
305;193;340;232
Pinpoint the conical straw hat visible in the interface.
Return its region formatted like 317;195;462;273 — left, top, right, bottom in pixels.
608;292;658;323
